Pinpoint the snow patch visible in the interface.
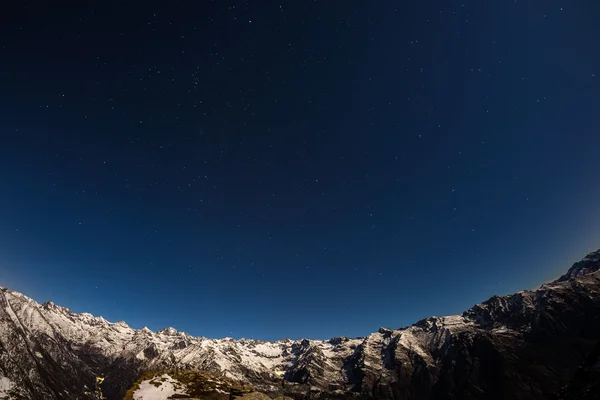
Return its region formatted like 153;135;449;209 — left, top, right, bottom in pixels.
398;331;429;360
133;374;186;400
440;315;471;332
0;376;14;398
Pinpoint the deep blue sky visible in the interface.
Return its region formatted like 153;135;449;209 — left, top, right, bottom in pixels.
1;1;599;341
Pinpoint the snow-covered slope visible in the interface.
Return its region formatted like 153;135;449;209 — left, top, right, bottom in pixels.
1;248;600;399
132;374;186;400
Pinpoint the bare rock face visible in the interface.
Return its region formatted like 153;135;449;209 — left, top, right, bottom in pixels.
1;248;600;399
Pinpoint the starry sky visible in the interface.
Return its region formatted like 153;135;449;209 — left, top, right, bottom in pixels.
1;1;599;341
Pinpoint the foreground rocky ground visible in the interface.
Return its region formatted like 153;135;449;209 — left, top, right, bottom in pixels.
124;370;294;399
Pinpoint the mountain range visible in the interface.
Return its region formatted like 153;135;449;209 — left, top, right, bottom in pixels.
1;248;599;399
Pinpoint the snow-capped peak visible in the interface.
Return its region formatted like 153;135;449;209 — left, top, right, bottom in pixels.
157;327;179;336
140;326;153;334
114;320;130;328
556;248;600;282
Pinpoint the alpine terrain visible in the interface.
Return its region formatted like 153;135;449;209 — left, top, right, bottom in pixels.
1;248;600;400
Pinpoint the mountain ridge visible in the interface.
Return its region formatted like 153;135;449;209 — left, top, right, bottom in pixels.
1;248;600;399
4;248;600;342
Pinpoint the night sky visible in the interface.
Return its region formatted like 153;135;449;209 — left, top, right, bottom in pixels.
1;1;599;341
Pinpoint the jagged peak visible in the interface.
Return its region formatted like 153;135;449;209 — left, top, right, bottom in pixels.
42;301;59;309
328;336;349;346
140;326;153;334
414;316;443;330
114;320;130;328
157;327;179;336
583;248;600;262
555;247;600;282
378;327;393;336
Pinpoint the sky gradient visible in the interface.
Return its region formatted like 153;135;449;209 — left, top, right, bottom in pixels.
1;1;600;341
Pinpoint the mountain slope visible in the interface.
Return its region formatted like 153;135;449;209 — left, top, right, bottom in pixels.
1;248;599;399
558;338;600;400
